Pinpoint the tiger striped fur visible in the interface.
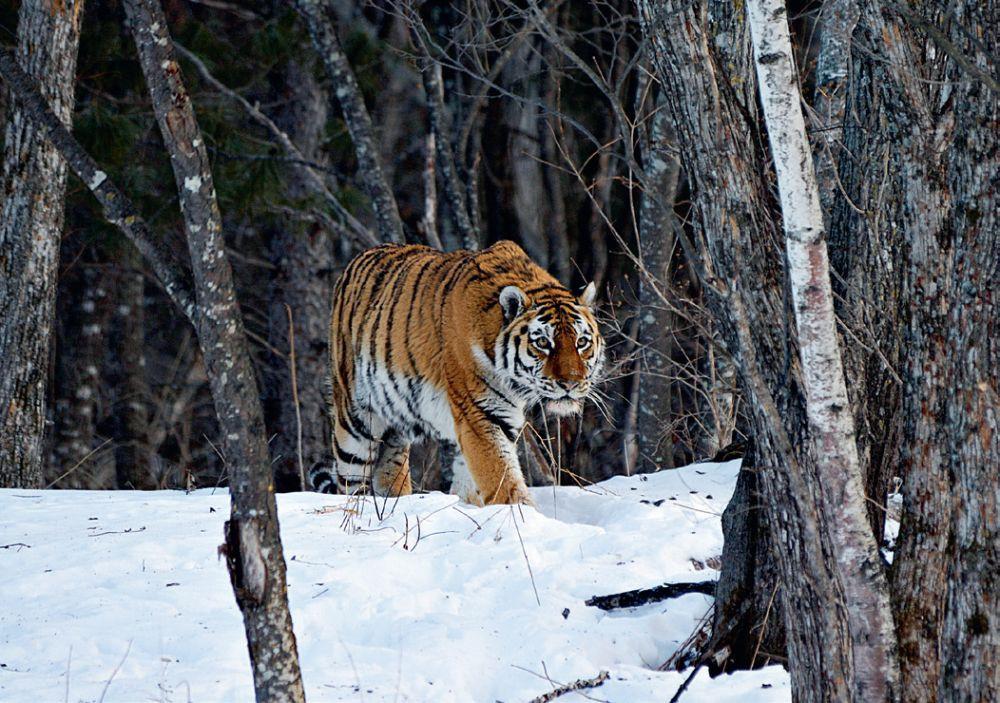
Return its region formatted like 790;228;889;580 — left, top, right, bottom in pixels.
309;240;604;505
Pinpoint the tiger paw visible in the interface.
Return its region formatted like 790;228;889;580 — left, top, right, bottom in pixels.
486;481;535;506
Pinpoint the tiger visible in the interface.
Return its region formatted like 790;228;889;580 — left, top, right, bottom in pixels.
309;240;604;505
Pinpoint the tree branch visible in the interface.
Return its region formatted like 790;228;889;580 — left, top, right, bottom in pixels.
585;580;716;610
290;0;405;244
121;0;306;699
0;45;197;322
174;41;378;248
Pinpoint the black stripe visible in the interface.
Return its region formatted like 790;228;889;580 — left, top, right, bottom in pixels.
343;409;375;442
473;398;518;442
403;256;438;372
333;436;370;466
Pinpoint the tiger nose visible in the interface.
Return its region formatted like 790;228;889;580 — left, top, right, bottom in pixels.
558;380;581;392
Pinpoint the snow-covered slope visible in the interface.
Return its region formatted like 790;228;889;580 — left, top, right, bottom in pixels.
0;459;789;702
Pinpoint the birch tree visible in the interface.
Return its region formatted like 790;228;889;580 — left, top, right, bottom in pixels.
0;0;85;488
637;0;894;697
747;0;897;699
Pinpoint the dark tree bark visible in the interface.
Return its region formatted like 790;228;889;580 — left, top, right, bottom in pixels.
422;61;479;250
840;3;998;701
639;1;895;699
711;459;785;671
506;40;550;268
0;0;85;488
111;247;157;490
291;0;405;245
51;259;113;486
122;1;306;699
265;58;335;491
636;95;681;472
820;0;902;544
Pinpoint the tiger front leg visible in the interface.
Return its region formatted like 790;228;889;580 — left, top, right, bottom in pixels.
454;419;533;506
371;432;413;497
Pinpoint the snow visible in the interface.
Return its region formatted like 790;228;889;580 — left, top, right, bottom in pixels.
0;459;790;702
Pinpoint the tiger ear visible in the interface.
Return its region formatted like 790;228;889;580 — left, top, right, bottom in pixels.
499;285;527;322
579;281;597;307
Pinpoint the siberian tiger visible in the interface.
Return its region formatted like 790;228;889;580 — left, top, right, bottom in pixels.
309;240;604;505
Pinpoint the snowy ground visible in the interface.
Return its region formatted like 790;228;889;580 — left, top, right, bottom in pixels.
1;459;790;702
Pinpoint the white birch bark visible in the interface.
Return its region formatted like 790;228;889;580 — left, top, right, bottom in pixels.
746;1;897;700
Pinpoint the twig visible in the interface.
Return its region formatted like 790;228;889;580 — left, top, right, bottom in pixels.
750;581;780;668
0;543;31;550
528;670;610;703
89;526;147;537
667;663;702;703
285;304;306;491
97;639;132;703
45;438;113;489
585;580;716;610
173;42;376;247
511;506;541;606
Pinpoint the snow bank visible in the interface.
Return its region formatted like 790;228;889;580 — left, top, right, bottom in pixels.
0;459;789;702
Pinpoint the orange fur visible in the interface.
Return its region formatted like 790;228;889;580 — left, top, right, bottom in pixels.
319;241;603;505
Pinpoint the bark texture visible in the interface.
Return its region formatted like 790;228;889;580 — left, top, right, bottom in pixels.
52;260;113;487
0;0;84;488
636;96;681;472
122;1;306;699
638;1;895;699
842;3;999;701
747;1;897;696
111;248;156;489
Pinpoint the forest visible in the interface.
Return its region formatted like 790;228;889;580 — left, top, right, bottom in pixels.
0;0;996;701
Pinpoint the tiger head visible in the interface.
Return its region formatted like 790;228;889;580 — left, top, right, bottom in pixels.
494;282;604;416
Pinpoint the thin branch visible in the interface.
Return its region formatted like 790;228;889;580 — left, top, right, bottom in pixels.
174;42;377;247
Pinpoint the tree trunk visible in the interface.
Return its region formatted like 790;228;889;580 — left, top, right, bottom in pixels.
636;95;681;472
747;1;898;697
711;455;785;672
123;1;306;699
819;0;901;544
843;3;998;701
638;1;894;699
507;40;550;267
112;246;157;489
52;258;113;487
0;0;84;488
265;58;335;491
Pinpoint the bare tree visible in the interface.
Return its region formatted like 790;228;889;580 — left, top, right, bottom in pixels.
635;91;681;472
51;258;114;487
260;57;337;490
121;0;306;698
111;248;157;490
0;0;85;488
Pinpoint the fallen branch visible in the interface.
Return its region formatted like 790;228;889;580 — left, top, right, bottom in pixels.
585;580;716;610
528;670;610;703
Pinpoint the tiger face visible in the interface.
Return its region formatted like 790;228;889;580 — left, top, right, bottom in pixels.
494;282;604;416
